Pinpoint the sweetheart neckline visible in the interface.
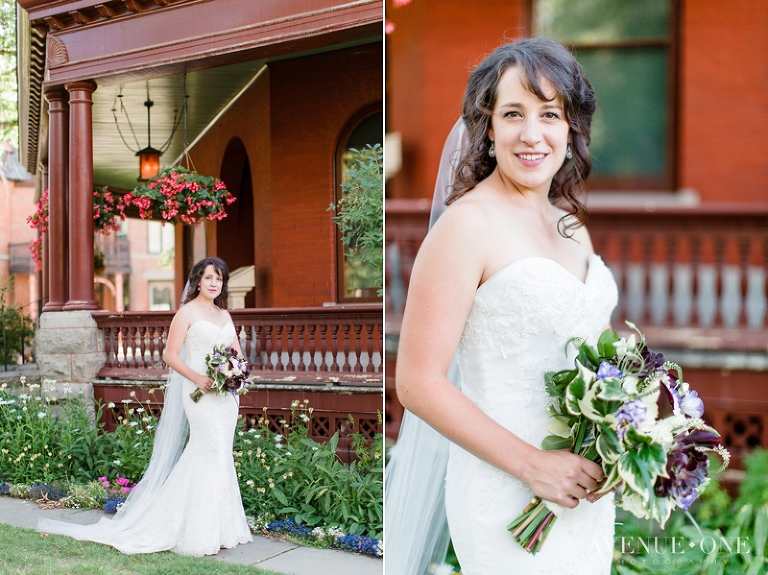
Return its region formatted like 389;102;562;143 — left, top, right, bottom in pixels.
477;253;602;293
188;319;234;331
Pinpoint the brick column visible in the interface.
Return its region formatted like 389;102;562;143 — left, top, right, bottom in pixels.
42;88;69;312
40;165;49;312
63;80;99;311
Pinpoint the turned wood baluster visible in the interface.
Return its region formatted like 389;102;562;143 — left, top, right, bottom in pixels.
690;235;701;328
330;325;340;372
665;234;677;327
264;325;274;370
763;237;768;329
713;236;725;327
738;236;751;328
295;325;305;371
147;326;156;367
244;325;254;366
254;325;263;370
340;324;351;372
319;324;329;371
103;326;114;368
365;323;375;373
274;325;285;371
641;234;654;325
617;235;631;324
138;326;147;368
308;324;318;371
353;324;363;373
130;326;139;368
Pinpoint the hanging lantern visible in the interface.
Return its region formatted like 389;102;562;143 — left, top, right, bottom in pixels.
137;146;161;181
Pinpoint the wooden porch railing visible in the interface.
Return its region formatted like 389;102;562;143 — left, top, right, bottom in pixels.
93;306;383;386
385;200;768;351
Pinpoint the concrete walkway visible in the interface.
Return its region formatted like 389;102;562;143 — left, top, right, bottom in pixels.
0;497;382;575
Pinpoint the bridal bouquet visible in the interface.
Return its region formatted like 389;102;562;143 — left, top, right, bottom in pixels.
190;344;249;403
507;323;729;555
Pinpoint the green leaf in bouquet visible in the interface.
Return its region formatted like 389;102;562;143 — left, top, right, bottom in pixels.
635;440;668;480
545;416;573;438
597;328;619;359
596;424;623;465
596;378;629;401
594;461;622;495
542;435;573;451
618;452;654;503
623;425;653;447
648;492;674;527
577;342;600;370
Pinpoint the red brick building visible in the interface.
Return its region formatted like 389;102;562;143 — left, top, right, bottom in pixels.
15;0;384;444
385;0;768;473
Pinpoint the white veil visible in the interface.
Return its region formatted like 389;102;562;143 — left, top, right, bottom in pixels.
385;119;468;575
38;283;192;548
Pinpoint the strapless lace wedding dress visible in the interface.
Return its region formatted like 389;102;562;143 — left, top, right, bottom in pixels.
39;320;252;556
445;254;618;574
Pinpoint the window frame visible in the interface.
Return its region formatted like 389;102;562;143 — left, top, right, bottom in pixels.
527;0;680;192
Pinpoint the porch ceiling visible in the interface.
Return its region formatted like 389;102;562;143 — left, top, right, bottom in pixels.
92;59;265;192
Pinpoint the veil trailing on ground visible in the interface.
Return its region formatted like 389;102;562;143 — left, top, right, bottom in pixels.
384;119;468;575
38;285;192;551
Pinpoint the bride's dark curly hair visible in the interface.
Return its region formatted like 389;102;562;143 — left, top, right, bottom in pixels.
182;257;230;309
448;37;597;235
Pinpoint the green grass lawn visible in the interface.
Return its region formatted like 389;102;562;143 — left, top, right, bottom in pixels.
0;524;281;575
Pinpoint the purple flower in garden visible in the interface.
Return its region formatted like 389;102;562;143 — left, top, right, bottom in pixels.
668;481;698;510
596;362;623;380
615;400;648;440
680;390;704;418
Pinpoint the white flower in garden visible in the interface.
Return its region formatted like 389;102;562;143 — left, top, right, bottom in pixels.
29;383;40;390
129;421;138;427
299;414;309;422
129;391;136;398
113;460;121;466
136;429;144;435
107;402;115;408
20;376;26;385
273;434;283;441
37;412;46;419
136;408;144;413
121;399;130;404
18;394;30;400
0;382;6;389
246;479;254;486
428;563;456;575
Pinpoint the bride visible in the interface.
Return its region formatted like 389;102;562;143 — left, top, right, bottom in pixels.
386;38;617;574
39;257;252;556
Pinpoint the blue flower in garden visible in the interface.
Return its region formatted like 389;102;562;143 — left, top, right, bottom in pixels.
103;495;127;514
596;362;622;380
615;400;648;440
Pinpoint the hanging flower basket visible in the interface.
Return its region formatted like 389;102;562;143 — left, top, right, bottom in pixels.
26;186;130;271
127;166;235;226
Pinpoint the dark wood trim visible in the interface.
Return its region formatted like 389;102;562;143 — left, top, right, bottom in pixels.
333;101;383;304
39;0;382;86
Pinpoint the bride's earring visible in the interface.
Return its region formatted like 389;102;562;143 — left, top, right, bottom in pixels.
488;141;496;158
566;143;572;160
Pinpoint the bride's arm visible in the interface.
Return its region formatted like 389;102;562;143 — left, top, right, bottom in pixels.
397;204;603;508
163;307;214;392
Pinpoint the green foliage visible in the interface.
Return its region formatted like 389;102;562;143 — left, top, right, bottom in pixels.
0;284;34;364
0;0;17;146
0;383;383;539
330;144;383;297
235;403;383;539
613;449;768;575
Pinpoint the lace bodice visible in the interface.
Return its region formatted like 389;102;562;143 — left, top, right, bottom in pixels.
183;321;237;374
457;254;617;439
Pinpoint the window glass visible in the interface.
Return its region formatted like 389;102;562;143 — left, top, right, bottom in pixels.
149;281;173;311
535;0;673;189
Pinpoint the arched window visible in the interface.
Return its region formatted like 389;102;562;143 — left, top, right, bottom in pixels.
334;104;383;303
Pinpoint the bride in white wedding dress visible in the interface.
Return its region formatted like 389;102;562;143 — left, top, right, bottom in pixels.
39;257;252;556
387;38;617;574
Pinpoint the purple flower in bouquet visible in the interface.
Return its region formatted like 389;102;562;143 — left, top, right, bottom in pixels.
680;390;704;418
641;347;666;374
615;399;648;440
655;429;719;509
596;362;622;380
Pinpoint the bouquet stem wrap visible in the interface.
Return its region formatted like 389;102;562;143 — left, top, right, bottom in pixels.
507;497;564;554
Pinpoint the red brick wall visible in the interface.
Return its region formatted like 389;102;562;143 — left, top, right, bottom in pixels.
386;0;526;200
269;44;382;306
191;45;382;308
679;0;768;203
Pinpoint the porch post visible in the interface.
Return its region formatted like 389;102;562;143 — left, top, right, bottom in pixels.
42;88;68;312
63;80;99;311
41;165;49;311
